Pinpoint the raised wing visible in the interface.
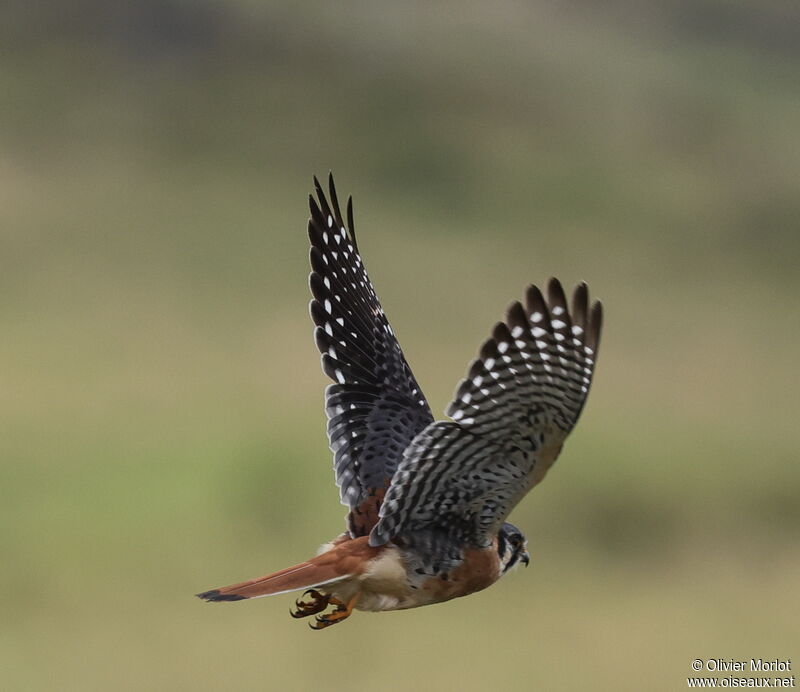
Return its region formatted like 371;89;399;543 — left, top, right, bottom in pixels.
370;279;602;552
308;174;434;537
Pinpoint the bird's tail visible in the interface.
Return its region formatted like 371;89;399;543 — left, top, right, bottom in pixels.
196;536;374;602
196;559;348;602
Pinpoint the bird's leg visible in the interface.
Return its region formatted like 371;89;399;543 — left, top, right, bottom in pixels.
309;594;360;630
290;589;330;618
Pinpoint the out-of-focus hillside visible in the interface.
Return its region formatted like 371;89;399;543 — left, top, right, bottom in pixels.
1;2;798;690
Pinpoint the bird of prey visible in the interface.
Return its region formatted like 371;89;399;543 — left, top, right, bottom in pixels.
197;174;603;629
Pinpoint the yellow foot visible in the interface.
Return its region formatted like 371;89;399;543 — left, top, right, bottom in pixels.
309;595;359;630
289;589;329;619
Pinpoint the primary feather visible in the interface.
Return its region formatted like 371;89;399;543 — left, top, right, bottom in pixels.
370;279;602;557
308;175;434;537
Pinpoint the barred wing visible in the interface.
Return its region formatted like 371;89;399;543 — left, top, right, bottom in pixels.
308;175;434;536
370;279;602;549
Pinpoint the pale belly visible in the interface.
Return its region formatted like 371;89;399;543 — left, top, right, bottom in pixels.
325;544;501;612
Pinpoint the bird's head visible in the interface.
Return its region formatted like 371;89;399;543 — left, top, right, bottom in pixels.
497;522;530;574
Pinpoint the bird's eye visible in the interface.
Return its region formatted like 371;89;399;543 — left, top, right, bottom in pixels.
509;535;520;547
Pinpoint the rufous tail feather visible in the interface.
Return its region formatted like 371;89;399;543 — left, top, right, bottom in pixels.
197;557;350;602
196;535;377;603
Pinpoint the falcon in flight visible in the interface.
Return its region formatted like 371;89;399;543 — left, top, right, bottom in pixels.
197;174;603;629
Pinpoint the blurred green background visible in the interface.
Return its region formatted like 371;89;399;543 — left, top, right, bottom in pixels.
2;1;798;690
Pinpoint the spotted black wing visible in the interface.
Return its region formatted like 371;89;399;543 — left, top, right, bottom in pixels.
308;174;434;537
370;279;602;552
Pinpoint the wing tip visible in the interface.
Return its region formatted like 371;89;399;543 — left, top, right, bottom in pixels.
505;300;527;329
589;298;603;348
546;276;565;302
310;172;358;246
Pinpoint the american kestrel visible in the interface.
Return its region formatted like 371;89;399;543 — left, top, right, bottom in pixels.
197;174;603;629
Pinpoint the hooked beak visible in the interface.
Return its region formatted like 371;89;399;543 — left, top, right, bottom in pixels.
521;551;530;567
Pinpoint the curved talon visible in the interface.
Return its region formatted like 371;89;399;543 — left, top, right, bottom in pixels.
307;594;359;630
309;615;327;630
309;613;342;630
289;589;330;619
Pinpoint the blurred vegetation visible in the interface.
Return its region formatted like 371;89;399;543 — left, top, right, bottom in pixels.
1;1;798;690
